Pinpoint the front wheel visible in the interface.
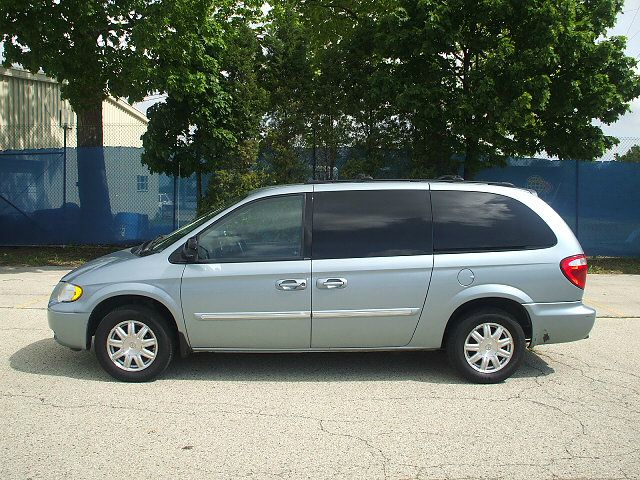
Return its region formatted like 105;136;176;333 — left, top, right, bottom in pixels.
94;306;174;382
446;308;525;384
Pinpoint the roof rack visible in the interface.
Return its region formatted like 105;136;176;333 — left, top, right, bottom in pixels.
436;175;464;181
305;177;517;188
305;178;427;184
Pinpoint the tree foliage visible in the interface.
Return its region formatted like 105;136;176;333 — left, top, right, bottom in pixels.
1;0;239;236
616;145;640;163
200;169;270;214
264;0;640;178
3;0;638;223
260;6;316;182
141;5;267;207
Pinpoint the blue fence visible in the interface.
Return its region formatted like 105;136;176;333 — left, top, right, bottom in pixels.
475;158;640;257
0;145;201;245
1;143;639;256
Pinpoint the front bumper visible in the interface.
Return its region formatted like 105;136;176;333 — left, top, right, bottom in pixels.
47;307;90;350
524;301;596;347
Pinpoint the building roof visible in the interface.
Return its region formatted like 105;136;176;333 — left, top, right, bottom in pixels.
0;66;148;125
104;97;149;125
0;66;58;84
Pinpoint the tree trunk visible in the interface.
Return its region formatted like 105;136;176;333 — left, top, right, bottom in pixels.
196;170;202;213
312;127;317;180
366;109;373;162
76;101;113;242
329;115;336;180
461;48;477;179
462;138;477;180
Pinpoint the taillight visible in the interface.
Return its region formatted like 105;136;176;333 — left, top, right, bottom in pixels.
560;254;588;289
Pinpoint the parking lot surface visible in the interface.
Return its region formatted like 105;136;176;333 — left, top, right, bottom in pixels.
1;267;639;479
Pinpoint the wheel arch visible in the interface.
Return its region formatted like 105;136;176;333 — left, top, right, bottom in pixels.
86;294;191;357
440;297;532;349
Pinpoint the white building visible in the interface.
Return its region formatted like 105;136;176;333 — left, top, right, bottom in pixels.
0;66;159;219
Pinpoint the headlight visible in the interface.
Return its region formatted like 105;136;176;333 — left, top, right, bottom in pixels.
56;283;83;303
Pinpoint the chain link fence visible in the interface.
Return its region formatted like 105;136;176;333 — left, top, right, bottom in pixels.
1;123;639;256
475;158;640;256
599;137;640;162
0;124;201;245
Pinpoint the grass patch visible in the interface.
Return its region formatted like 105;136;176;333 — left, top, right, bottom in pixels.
587;256;640;275
0;246;638;274
0;245;127;268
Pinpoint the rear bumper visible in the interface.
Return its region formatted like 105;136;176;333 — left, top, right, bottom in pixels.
524;301;596;347
47;307;90;350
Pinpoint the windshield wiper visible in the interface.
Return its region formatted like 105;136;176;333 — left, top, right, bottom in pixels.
131;241;148;255
136;234;165;256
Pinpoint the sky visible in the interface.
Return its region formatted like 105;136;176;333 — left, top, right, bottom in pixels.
593;0;640;139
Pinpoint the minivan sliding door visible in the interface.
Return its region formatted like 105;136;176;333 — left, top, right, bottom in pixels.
310;187;434;348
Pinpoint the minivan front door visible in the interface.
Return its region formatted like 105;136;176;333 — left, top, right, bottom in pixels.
181;192;311;349
310;188;434;348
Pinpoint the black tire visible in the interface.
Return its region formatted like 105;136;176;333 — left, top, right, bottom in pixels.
94;305;174;382
446;308;525;384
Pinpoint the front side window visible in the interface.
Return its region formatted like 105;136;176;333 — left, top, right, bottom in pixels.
312;190;432;259
432;190;557;253
197;194;304;262
145;196;245;256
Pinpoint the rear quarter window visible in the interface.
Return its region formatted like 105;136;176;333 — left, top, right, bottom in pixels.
432;190;557;253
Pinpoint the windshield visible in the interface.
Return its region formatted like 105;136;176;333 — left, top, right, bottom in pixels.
138;196;244;255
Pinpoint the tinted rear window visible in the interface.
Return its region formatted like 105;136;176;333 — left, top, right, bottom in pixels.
432;191;556;253
313;190;432;259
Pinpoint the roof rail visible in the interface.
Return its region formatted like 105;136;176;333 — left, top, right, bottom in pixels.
305;177;517;188
305;178;427;184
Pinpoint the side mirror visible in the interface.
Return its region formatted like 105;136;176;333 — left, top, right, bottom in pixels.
182;236;198;262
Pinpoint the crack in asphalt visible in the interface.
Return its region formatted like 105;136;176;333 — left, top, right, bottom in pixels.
0;391;360;426
536;350;640;396
544;349;640;380
319;419;390;480
3;328;640;478
3;371;639;480
517;350;639;469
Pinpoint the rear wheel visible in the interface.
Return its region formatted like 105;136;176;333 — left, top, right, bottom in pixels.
446;308;525;384
94;306;174;382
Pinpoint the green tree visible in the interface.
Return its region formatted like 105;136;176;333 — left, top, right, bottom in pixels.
264;3;382;181
376;0;640;177
201;168;270;214
616;145;640;163
293;1;405;178
279;0;640;179
1;0;228;238
141;9;267;210
261;6;316;183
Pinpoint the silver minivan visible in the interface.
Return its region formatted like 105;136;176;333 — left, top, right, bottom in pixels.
48;181;596;383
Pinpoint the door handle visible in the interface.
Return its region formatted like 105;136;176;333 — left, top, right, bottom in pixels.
276;279;307;291
317;278;347;289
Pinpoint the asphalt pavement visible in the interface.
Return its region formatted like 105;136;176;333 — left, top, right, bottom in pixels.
1;268;639;479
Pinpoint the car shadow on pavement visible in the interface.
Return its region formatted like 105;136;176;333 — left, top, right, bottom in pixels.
10;338;554;384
